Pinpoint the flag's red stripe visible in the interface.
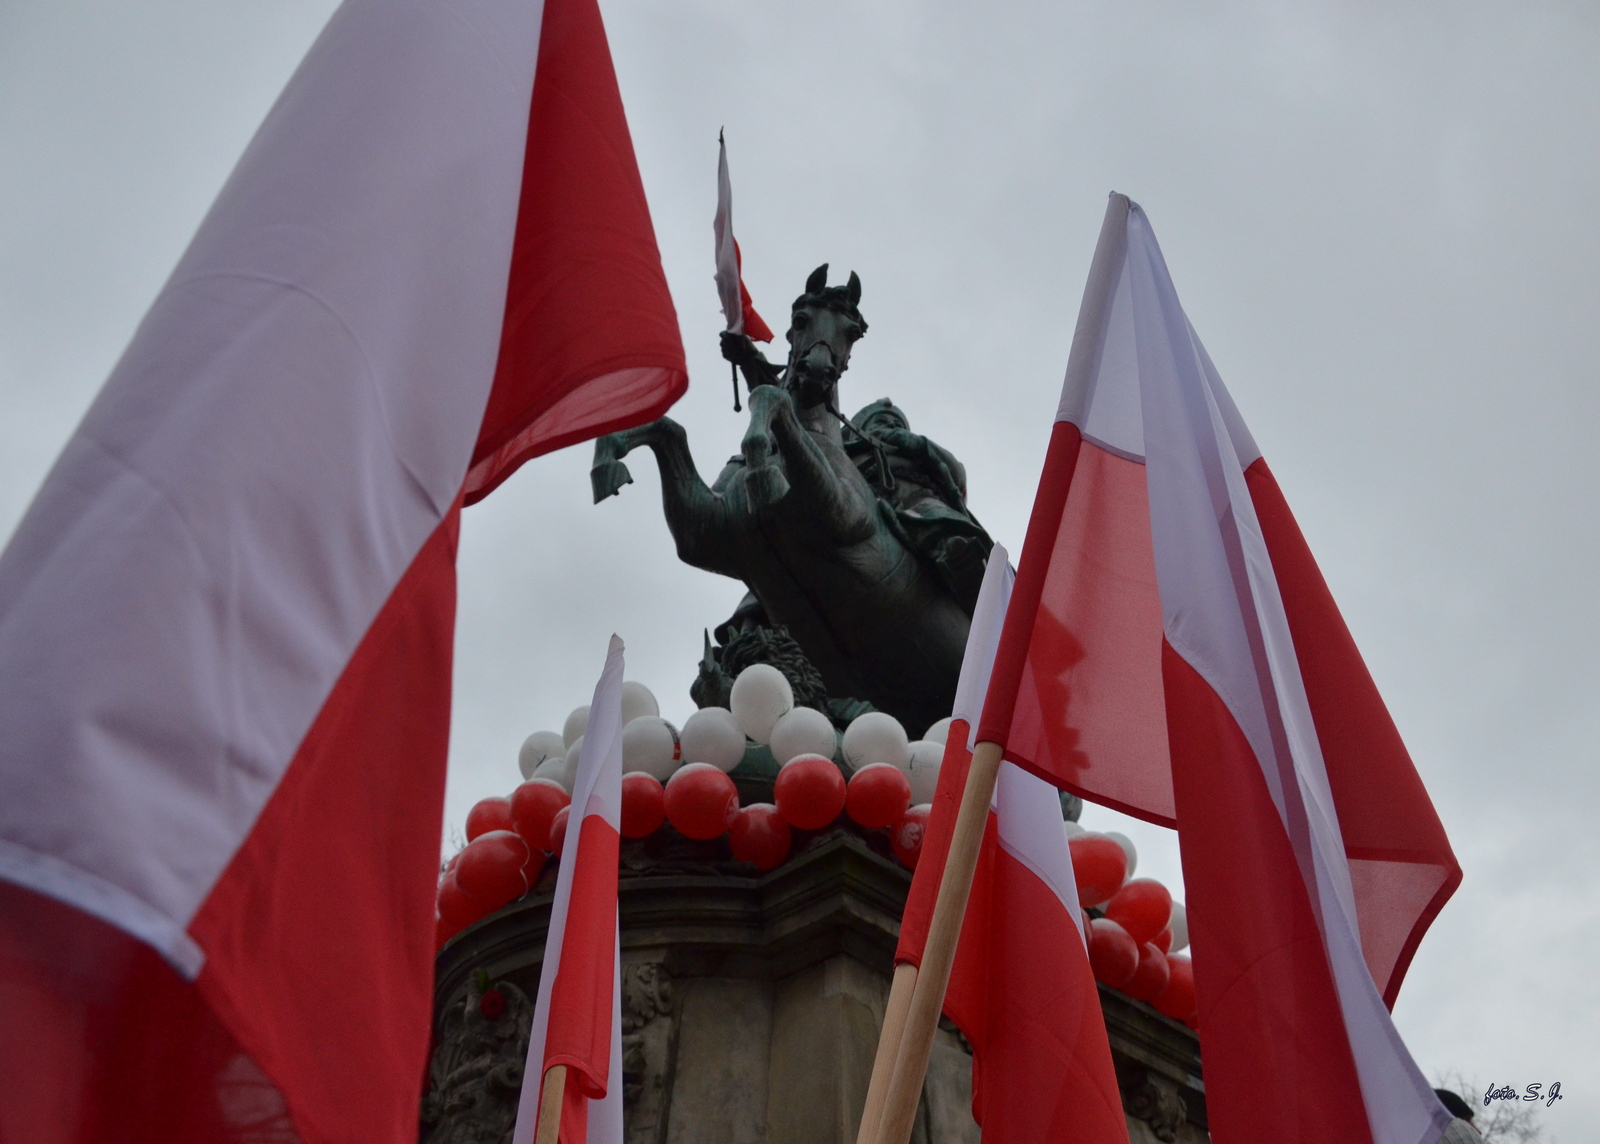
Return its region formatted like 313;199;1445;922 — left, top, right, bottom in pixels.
893;720;974;968
978;420;1083;746
543;813;620;1098
465;0;687;503
188;501;462;1143
1244;459;1460;1006
1164;641;1374;1144
945;832;1127;1144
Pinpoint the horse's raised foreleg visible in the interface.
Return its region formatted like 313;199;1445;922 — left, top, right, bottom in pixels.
591;418;737;574
742;385;876;542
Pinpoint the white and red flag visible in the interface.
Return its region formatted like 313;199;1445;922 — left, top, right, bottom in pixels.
514;637;626;1144
713;132;774;344
0;1;684;1141
896;549;1129;1144
977;194;1462;1144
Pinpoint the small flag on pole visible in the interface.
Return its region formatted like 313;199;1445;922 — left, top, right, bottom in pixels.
514;636;627;1144
713;131;774;345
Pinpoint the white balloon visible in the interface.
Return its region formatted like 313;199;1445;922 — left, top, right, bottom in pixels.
620;680;659;726
1063;819;1087;839
842;711;909;772
906;740;944;804
729;664;793;744
768;706;838;765
622;716;679;781
1103;830;1137;878
518;730;565;780
922;717;953;746
562;705;590;747
679;707;748;772
534;750;575;793
1167;902;1188;952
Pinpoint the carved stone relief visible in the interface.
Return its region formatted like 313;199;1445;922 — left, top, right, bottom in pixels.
421;978;533;1144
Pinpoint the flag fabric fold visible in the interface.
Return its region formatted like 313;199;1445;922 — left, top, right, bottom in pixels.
0;1;682;1140
713;134;773;343
977;193;1459;1144
513;636;626;1144
896;549;1129;1144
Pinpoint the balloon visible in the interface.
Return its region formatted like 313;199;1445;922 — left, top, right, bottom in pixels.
620;680;659;726
730;664;793;744
1063;819;1087;840
891;804;931;868
548;805;571;855
679;707;747;772
1087;918;1140;987
1167;902;1189;953
622;716;679;781
905;740;944;805
1104;878;1173;945
437;871;486;938
663;763;740;840
1153;954;1196;1021
465;796;513;841
532;752;574;794
768;706;838;766
1121;942;1171;1002
773;753;847;830
846;763;912;829
730;803;791;871
1068;833;1129;907
562;705;590;747
842;712;909;773
1103;830;1138;877
454;830;533;912
1152;927;1172;953
510;778;570;851
518;731;566;780
620;773;666;838
922;717;953;745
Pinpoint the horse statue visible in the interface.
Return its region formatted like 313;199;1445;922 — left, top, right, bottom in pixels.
590;265;991;736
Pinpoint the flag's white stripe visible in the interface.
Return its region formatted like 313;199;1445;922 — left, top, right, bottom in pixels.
952;543;1012;741
1095;200;1448;1144
0;0;545;973
713;137;743;336
515;636;625;1144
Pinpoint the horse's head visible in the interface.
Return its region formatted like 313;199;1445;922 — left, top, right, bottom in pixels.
784;264;868;409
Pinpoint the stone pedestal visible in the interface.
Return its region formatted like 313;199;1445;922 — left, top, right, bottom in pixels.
424;829;1207;1144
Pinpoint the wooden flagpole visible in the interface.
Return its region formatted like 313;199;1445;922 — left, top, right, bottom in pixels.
534;1064;567;1144
854;961;918;1144
871;739;1003;1144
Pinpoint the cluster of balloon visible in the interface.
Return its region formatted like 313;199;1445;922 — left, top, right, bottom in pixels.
439;670;959;948
1071;826;1196;1026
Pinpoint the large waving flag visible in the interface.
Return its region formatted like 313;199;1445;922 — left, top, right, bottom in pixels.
0;2;684;1141
899;552;1128;1144
514;637;626;1144
977;194;1461;1144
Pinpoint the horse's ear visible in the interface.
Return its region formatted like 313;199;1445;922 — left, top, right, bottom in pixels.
846;271;861;307
806;264;829;295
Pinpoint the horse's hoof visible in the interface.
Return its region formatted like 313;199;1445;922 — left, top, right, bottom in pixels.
745;463;790;508
591;460;634;502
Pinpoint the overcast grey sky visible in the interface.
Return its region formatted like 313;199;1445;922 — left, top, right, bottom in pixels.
2;2;1595;1138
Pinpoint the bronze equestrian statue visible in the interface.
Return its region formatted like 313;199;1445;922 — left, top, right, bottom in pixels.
590;265;991;736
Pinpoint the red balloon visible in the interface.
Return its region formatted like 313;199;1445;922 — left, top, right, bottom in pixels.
454;830;532;913
437;870;489;935
511;779;570;851
1087;917;1140;987
1121;941;1171;1002
548;805;571;855
620;773;666;838
845;764;912;829
664;763;740;840
1104;878;1173;945
730;804;791;871
1152;926;1172;953
465;796;514;841
1153;953;1196;1022
891;805;931;868
774;754;847;830
1069;834;1129;907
